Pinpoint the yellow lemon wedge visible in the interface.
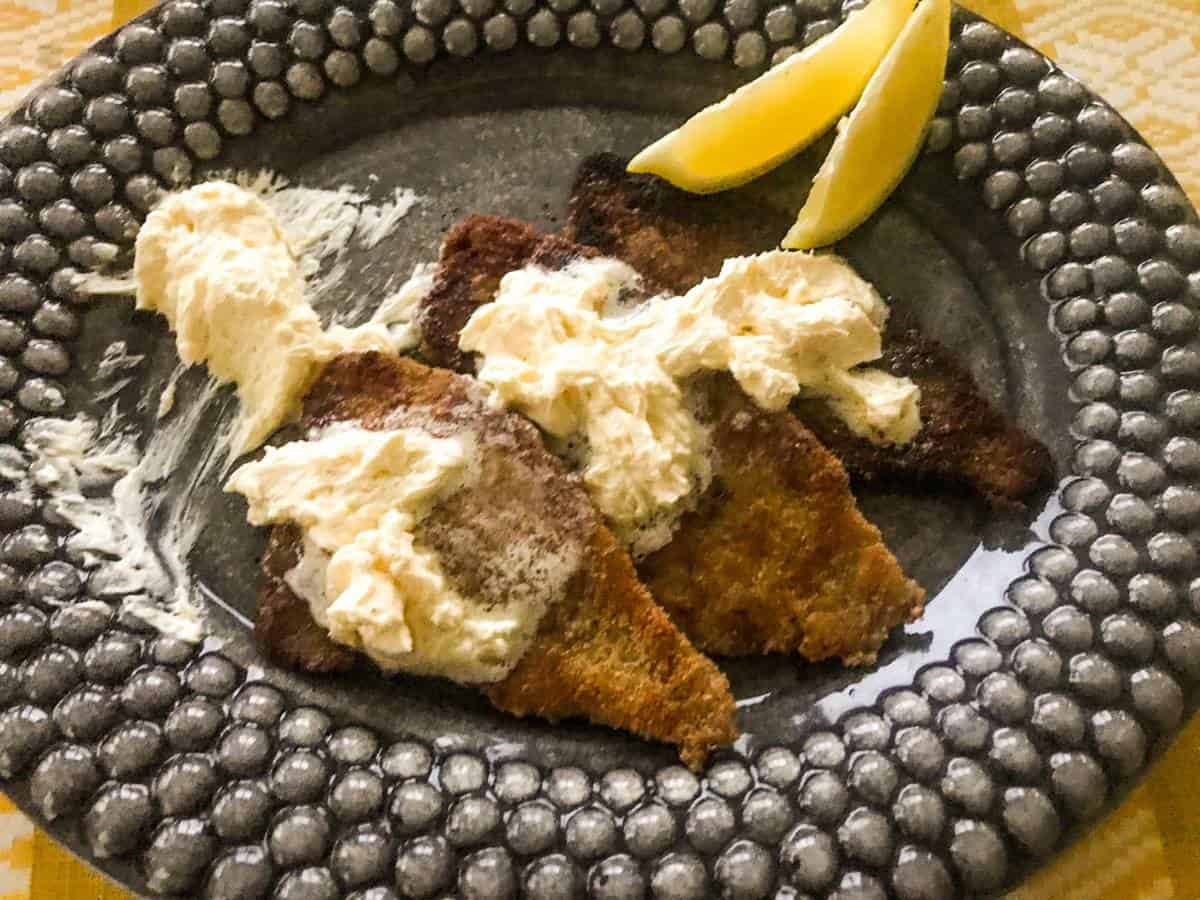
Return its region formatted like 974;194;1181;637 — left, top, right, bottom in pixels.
782;0;951;250
627;0;916;194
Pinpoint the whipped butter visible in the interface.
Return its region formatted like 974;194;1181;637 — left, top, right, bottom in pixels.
134;181;397;455
133;181;533;683
460;258;711;554
460;251;919;547
226;424;538;682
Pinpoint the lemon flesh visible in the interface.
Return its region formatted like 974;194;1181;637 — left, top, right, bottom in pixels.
627;0;916;194
782;0;951;250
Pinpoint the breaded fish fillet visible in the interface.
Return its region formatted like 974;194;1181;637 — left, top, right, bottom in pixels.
255;352;737;768
565;152;1052;506
259;523;357;674
793;329;1053;506
419;217;598;374
645;373;926;662
419;215;925;664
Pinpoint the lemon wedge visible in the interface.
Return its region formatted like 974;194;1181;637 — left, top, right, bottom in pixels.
782;0;951;250
627;0;915;194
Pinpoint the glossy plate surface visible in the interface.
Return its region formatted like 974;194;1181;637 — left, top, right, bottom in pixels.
0;2;1197;897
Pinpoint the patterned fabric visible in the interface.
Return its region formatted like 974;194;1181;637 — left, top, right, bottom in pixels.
0;797;32;899
0;0;110;114
0;0;1197;898
1018;0;1200;203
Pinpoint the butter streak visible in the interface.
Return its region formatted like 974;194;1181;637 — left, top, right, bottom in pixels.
133;181;397;455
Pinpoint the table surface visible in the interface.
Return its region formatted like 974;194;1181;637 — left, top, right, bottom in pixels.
0;0;1197;897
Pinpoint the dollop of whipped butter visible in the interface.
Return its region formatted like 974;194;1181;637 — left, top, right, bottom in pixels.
460;251;920;548
134;181;541;683
226;425;534;682
134;181;396;454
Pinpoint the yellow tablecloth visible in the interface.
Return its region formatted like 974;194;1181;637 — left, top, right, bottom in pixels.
0;0;1197;897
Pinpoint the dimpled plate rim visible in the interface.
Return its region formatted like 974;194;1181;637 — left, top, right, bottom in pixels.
0;1;1198;898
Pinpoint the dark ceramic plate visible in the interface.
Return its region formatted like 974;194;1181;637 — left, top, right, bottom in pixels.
0;0;1198;897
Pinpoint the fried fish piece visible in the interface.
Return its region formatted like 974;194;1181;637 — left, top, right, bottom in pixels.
258;523;357;674
792;327;1053;505
419;216;598;374
565;152;1052;505
254;351;737;768
420;215;924;664
567;151;791;290
643;373;926;662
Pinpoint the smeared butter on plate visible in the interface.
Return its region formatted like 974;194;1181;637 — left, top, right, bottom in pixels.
134;181;399;455
460;251;920;551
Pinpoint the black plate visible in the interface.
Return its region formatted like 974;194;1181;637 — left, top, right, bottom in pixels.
0;2;1198;898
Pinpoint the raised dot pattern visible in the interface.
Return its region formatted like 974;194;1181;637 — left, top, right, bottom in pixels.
0;4;1194;900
